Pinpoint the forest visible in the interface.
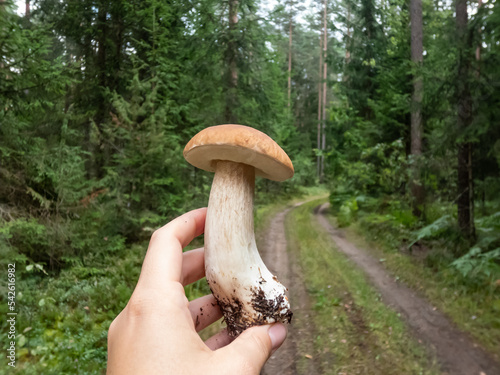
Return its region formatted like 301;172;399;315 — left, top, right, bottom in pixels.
1;0;499;373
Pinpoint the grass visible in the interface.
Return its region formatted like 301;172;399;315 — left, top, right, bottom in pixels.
286;199;440;374
339;219;500;357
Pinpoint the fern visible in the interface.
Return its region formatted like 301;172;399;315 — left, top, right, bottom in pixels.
450;211;500;281
451;247;500;279
408;214;453;248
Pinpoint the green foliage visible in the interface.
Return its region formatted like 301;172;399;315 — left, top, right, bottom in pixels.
0;243;140;373
337;197;359;227
451;247;500;281
328;101;408;194
451;212;500;285
409;215;454;248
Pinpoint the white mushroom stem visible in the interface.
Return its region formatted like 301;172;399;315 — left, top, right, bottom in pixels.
205;160;292;336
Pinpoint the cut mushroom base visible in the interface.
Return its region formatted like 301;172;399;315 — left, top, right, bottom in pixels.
205;160;293;336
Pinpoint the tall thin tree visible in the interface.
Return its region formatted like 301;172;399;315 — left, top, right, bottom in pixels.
410;0;424;216
320;0;328;181
225;0;239;123
288;0;293;109
345;3;351;64
456;0;475;239
475;0;482;74
317;19;323;178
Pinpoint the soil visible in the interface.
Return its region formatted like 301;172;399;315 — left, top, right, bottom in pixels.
257;201;500;375
259;203;319;375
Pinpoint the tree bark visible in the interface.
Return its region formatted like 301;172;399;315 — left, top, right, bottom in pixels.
456;0;475;239
95;3;108;178
320;0;328;182
345;4;351;64
288;1;293;109
410;0;424;217
225;0;239;123
317;29;323;178
475;0;482;76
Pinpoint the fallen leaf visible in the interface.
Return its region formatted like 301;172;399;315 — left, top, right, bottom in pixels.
304;354;313;359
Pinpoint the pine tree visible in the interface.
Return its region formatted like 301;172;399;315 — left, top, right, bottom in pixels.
456;0;475;239
410;0;424;216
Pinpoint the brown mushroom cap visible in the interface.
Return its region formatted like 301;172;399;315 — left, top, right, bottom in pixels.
183;124;294;181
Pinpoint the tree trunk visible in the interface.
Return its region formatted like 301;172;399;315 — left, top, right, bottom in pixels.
456;0;475;239
25;0;30;19
475;0;482;76
225;0;239;123
410;0;424;217
95;3;108;178
288;2;293;109
345;4;351;64
320;0;328;182
317;30;323;178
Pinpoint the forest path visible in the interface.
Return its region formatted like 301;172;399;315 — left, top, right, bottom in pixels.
260;201;318;375
315;202;500;375
258;200;500;375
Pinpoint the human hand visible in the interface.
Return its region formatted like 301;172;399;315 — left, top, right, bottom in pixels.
107;208;287;374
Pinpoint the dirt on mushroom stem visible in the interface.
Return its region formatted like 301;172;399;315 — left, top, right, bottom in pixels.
210;285;293;337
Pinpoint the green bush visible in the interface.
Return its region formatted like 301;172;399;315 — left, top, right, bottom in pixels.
450;212;500;287
337;197;359;227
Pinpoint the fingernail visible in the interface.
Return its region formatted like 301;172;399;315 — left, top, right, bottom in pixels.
268;323;287;350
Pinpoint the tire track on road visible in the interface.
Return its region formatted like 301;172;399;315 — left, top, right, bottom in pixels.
259;203;319;375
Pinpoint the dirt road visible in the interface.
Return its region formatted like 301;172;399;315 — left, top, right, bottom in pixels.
315;202;500;375
258;202;500;375
259;204;318;375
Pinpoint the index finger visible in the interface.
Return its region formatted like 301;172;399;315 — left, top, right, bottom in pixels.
138;207;207;289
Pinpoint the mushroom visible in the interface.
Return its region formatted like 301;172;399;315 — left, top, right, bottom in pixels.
183;124;294;336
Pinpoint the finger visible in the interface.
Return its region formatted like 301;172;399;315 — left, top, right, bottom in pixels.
216;323;287;372
138;208;207;288
205;329;234;350
189;294;223;332
181;247;205;286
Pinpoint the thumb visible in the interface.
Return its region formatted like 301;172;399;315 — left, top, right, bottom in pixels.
218;323;287;373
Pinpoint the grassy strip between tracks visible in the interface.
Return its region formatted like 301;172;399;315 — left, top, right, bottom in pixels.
285;199;441;375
